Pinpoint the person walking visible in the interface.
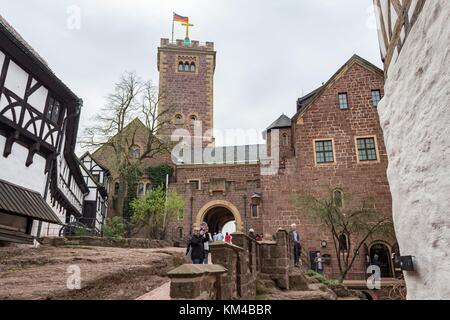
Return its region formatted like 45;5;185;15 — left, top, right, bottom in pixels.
289;223;302;267
315;252;324;274
248;228;257;240
201;222;212;264
186;226;208;264
224;232;232;244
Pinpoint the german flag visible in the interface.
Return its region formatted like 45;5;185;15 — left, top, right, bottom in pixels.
173;13;189;24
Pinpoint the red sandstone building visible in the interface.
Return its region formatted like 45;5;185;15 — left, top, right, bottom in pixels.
93;38;398;281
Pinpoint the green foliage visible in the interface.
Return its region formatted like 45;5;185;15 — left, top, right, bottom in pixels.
103;217;126;239
131;186;184;240
147;164;173;189
307;270;340;286
121;164;143;225
73;224;89;237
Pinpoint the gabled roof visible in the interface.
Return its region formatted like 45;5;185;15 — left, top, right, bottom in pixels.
79;151;110;174
77;158;108;198
292;55;384;122
266;114;292;131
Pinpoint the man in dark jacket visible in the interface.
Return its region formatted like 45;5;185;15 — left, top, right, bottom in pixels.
289;223;302;267
187;227;209;264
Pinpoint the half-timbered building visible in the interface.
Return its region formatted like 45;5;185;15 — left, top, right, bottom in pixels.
0;15;88;243
79;152;110;233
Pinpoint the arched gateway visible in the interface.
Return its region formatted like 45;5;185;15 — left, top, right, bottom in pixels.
195;200;243;233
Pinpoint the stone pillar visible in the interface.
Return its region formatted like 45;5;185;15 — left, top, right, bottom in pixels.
168;264;227;300
231;232;258;298
210;241;244;299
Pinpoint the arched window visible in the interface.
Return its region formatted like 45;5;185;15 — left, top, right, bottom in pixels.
178;227;183;238
145;183;152;193
114;182;120;196
333;189;343;208
137;183;145;197
184;62;190;72
174;114;183;125
282;133;289;146
178;62;184;72
129;146;140;159
339;234;348;252
190;63;196;72
190;115;198;126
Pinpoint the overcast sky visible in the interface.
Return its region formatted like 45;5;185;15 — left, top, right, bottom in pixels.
0;0;382;150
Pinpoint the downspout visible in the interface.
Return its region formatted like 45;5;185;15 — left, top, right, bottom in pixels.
189;196;194;236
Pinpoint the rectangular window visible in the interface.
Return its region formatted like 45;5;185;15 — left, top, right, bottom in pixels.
338;93;349;110
46;96;62;124
251;205;259;218
315;140;334;164
188;179;201;190
372;90;381;107
357;137;378;161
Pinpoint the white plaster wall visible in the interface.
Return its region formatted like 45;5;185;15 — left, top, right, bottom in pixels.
4;60;28;98
0;135;47;194
377;1;450;300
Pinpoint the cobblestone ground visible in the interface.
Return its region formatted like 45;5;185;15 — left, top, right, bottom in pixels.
0;245;186;300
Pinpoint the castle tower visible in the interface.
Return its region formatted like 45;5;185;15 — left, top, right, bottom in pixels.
157;38;216;146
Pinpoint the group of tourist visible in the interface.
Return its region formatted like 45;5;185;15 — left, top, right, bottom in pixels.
186;222;233;265
187;222;324;275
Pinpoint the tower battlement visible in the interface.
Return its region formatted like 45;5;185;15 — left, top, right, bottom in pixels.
160;38;214;51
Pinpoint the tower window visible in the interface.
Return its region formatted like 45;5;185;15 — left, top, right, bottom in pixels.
174;114;183;125
190;115;198;125
372;90;381;107
190;63;196;72
178;62;184;72
251;204;259;218
114;182;120;196
339;234;349;252
338;93;349;110
184;62;190;72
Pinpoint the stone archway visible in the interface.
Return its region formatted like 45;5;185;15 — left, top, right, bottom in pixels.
369;242;394;278
195;200;243;233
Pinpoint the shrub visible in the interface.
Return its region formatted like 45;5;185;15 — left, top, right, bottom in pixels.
103;217;126;239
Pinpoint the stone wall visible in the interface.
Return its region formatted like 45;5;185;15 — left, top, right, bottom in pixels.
377;1;450;299
169;229;291;300
42;236;171;249
168;264;228;300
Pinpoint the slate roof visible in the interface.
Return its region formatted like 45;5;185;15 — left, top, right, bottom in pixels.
0;179;61;224
296;86;323;113
266;114;292;131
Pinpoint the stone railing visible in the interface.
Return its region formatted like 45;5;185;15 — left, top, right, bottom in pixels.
167;264;228;300
167;229;293;300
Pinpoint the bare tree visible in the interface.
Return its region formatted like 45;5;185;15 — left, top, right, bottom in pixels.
79;71;173;231
293;190;394;282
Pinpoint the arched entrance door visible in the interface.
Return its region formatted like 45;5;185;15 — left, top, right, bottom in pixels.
196;200;243;233
369;243;393;278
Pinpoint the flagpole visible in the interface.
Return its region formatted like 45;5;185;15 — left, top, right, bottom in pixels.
171;12;175;43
